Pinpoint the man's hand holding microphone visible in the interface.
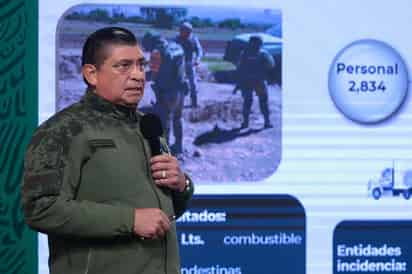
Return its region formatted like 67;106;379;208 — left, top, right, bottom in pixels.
133;113;187;240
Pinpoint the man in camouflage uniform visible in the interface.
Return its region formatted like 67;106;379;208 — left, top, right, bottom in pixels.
21;27;193;274
175;22;203;108
237;35;275;129
142;32;187;155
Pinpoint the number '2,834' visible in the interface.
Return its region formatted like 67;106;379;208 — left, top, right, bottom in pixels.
348;80;387;93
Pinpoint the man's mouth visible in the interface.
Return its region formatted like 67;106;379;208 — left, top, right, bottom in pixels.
125;87;143;93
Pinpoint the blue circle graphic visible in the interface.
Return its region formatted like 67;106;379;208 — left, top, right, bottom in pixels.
328;39;409;123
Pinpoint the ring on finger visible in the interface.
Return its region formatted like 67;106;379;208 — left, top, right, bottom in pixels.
162;170;166;179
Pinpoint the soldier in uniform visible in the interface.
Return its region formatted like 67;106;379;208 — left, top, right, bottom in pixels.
21;27;193;274
175;21;203;108
142;32;187;155
237;35;275;129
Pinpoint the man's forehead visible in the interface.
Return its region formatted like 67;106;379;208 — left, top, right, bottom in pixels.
104;44;143;59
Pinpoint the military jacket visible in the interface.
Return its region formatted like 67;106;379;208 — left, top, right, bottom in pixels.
21;90;193;274
238;48;275;83
174;35;203;64
152;41;186;91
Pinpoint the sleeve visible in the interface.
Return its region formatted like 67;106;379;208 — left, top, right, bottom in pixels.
21;125;135;239
194;36;203;61
237;50;246;68
262;51;275;70
175;50;187;84
171;173;194;218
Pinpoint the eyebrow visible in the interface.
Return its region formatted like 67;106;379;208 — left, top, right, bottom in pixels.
114;57;147;63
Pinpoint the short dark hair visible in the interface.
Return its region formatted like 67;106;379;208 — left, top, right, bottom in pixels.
141;31;161;52
81;27;138;87
82;27;138;68
249;35;263;48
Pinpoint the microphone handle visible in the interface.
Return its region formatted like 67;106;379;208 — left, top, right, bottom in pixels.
148;138;162;156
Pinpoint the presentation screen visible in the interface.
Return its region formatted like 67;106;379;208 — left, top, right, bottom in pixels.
37;1;412;274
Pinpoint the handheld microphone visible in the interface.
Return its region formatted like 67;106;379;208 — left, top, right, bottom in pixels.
140;113;163;156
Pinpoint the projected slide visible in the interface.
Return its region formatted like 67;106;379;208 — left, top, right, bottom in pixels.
56;4;282;183
34;1;412;274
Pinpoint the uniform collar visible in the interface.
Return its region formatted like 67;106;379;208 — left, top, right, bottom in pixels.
82;89;139;122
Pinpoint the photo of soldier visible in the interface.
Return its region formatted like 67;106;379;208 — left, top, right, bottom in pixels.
56;5;282;183
175;22;203;108
236;35;275;129
142;32;188;156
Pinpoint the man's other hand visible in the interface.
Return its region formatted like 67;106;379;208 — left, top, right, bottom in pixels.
133;208;171;239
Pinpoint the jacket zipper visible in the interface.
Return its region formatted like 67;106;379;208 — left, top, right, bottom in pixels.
136;132;168;274
164;235;168;274
84;248;92;274
136;133;163;208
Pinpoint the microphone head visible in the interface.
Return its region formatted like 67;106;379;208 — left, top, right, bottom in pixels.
140;113;163;139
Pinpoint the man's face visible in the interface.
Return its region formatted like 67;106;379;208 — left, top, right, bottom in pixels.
86;44;146;107
179;29;191;40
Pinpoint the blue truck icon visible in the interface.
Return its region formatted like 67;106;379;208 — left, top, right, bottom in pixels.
368;161;412;200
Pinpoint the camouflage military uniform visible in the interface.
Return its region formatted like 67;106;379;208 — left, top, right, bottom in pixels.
175;30;203;108
150;38;186;155
237;42;275;128
21;90;193;274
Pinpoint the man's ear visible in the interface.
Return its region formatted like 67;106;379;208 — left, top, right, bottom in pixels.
82;64;98;86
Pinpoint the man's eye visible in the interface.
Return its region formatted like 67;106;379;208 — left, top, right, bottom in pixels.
114;62;131;71
120;63;131;69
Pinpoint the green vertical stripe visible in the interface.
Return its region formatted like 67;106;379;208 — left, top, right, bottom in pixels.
0;0;38;274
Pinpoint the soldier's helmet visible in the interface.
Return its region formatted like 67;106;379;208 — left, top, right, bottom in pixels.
180;21;193;32
249;35;263;49
142;31;162;52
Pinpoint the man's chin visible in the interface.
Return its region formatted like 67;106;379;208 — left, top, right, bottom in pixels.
124;103;138;109
125;98;140;107
125;93;142;105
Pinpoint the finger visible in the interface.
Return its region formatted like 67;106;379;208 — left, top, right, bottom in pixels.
152;169;173;180
154;178;168;186
151;157;176;170
142;229;157;239
155;171;165;180
150;212;169;239
160;215;171;233
150;154;171;164
156;223;171;238
152;158;179;171
154;170;179;182
151;162;170;173
151;156;179;170
155;177;181;190
159;212;171;232
155;225;165;238
151;167;181;181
